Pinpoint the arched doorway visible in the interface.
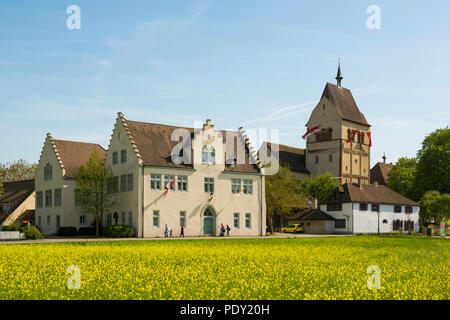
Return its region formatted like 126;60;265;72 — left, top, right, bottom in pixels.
203;207;216;235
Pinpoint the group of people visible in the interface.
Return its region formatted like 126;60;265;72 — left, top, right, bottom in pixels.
219;223;231;237
163;223;232;238
164;224;185;238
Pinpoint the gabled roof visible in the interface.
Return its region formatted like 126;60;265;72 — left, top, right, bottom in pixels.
321;83;370;126
259;142;309;174
0;180;35;222
370;162;394;185
119;114;260;173
0;180;34;204
47;135;107;178
322;183;418;206
287;208;336;221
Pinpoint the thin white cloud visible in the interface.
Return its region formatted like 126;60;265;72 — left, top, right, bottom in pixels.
245;101;315;125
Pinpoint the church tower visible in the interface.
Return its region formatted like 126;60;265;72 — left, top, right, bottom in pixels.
305;64;371;185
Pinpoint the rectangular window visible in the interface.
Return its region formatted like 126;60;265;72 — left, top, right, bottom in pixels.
112;176;118;193
164;175;176;191
80;215;87;225
394;205;402;213
127;174;134;191
359;203;368;211
231;179;242;194
128;212;133;227
243;180;253;194
121;149;127;163
327;203;342;211
121;212;126;225
112;152;118;165
177;175;188;192
405;206;413;214
45;190;52;208
371;204;380;212
153;210;160;228
245;213;251;229
180;211;186;227
204;178;214;194
47;215;50;226
106;213;112;226
54;188;62;207
37;216;41;227
44;164;53;181
36;191;43;208
75;189;81;207
335;219;346;229
151;174;162;190
234;213;240;229
120;175;127;192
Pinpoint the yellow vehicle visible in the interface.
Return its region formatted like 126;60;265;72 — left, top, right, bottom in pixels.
281;224;303;234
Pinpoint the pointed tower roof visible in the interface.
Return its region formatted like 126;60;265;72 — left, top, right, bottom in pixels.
336;61;343;87
321;83;371;126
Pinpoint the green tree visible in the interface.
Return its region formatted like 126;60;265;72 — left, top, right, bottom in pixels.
387;157;418;201
0;182;3;196
265;166;308;234
75;150;116;236
415;127;450;199
300;173;340;203
420;191;450;226
0;159;38;183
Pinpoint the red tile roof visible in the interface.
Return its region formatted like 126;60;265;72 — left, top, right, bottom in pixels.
52;139;106;178
321;83;370;126
370;162;394;185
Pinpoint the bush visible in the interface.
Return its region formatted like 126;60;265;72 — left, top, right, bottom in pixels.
79;227;96;236
1;223;21;231
102;225;136;238
21;225;43;240
58;227;78;237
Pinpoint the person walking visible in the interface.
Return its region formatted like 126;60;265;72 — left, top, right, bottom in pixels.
220;224;225;237
169;229;173;238
226;225;231;237
164;224;169;238
180;225;185;238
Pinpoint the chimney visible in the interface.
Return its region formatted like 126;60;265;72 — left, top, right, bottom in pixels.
312;198;318;209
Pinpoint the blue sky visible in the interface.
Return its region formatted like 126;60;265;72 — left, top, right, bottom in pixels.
0;0;449;167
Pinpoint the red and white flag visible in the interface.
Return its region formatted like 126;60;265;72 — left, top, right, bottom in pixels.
165;180;175;194
302;126;320;140
346;129;359;143
366;132;372;147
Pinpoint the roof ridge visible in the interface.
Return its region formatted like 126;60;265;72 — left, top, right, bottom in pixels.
116;112;143;165
47;133;65;174
53;138;106;149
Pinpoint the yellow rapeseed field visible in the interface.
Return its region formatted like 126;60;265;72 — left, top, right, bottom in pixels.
0;236;448;300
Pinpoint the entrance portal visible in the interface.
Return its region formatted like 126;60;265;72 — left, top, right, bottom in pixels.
203;207;215;235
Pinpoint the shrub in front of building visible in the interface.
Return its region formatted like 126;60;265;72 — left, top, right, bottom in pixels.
21;225;43;240
79;227;97;236
102;225;136;238
57;227;78;237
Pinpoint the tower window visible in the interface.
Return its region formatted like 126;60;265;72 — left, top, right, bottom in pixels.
347;129;351;141
329;154;333;162
315;156;319;164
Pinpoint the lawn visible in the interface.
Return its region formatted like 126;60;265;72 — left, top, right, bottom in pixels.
0;236;448;300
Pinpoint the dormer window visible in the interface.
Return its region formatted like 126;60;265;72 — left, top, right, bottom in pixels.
202;146;215;165
44;163;52;181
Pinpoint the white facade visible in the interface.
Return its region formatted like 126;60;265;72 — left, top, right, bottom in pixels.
321;203;420;234
104;114;266;238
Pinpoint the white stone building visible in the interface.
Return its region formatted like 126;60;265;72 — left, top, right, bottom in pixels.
103;113;266;238
35;134;106;235
319;183;420;234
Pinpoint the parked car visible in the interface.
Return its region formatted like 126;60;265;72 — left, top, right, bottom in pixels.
281;224;303;234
